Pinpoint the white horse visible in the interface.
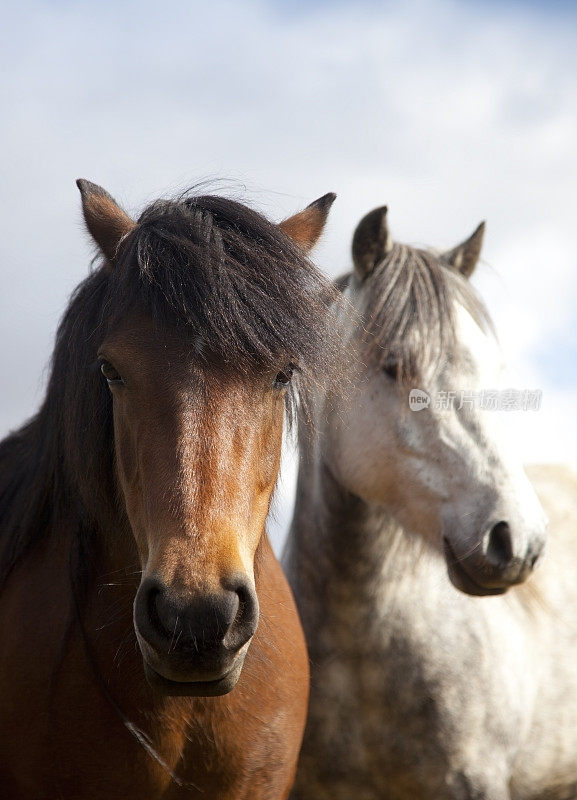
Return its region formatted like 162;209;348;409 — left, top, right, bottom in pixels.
284;206;577;800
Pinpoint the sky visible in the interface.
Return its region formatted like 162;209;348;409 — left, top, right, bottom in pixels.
1;0;576;550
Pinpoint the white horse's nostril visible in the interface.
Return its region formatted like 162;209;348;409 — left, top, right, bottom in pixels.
485;521;513;567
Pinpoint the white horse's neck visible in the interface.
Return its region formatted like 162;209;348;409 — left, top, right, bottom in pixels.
287;446;439;616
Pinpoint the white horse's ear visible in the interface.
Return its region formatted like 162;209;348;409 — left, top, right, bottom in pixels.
444;222;485;278
352;206;392;278
76;179;136;268
279;193;336;253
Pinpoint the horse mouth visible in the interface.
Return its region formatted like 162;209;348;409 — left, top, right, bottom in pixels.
143;658;244;697
442;538;508;597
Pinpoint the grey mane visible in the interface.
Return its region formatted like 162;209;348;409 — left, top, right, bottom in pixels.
339;243;492;382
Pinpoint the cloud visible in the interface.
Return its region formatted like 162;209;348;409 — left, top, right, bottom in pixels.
1;0;576;549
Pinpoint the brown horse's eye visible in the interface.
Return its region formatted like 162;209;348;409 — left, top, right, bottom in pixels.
274;364;295;389
100;360;124;385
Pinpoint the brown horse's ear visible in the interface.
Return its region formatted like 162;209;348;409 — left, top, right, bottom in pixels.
76;179;135;267
352;206;392;279
279;193;336;252
444;221;485;278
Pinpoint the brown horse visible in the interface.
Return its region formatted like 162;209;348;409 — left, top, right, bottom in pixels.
0;181;337;799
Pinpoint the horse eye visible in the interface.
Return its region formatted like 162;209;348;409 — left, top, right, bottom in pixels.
100;360;124;385
383;361;399;381
274;364;295;388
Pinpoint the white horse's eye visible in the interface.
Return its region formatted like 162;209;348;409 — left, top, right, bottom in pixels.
382;360;399;381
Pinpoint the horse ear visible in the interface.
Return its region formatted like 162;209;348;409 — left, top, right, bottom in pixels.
76;179;135;267
279;193;336;252
444;222;485;278
352;206;392;278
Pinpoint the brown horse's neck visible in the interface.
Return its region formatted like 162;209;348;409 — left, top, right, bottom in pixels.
0;409;62;588
0;387;137;591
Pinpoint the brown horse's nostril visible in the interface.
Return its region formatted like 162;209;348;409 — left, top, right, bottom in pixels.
485;521;514;567
222;576;259;652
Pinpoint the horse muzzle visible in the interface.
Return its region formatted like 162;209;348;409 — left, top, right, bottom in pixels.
443;519;546;597
133;575;259;695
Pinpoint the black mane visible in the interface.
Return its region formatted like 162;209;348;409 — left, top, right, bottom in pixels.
112;194;334;375
0;191;339;586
